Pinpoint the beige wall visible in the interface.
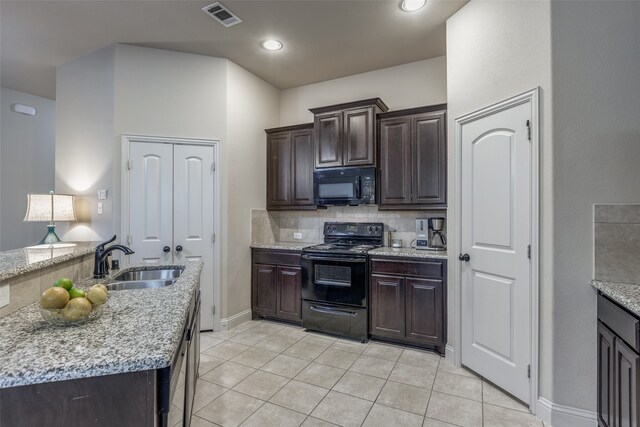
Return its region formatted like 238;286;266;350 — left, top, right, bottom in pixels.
56;46;116;242
1;87;56;250
279;57;447;126
550;0;640;413
446;0;554;405
224;61;279;319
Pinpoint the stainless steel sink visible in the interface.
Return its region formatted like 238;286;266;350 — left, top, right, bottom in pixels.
113;267;183;282
105;279;176;291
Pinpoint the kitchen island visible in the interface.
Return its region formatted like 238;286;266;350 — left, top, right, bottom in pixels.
0;261;202;426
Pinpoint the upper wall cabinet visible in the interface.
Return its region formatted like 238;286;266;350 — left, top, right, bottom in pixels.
378;104;447;209
310;98;389;169
266;123;316;210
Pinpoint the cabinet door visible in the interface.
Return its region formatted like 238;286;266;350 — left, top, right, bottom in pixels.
598;322;615;427
267;132;292;207
413;111;446;205
291;129;314;206
370;274;405;339
344;107;375;167
406;278;443;345
277;266;302;322
315;112;343;168
253;264;277;317
379;117;412;205
615;337;640;427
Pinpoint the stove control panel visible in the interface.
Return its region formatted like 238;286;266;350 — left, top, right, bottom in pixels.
323;222;384;238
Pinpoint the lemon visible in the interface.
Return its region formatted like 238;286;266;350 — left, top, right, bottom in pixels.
40;287;70;309
68;288;86;299
86;287;107;306
53;278;73;291
62;297;92;320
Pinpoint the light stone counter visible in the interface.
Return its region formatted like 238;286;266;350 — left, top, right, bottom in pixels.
368;247;448;260
0;262;202;388
0;242;96;282
251;242;319;251
592;279;640;317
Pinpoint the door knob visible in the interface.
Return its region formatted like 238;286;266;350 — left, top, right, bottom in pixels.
163;246;171;253
459;253;470;262
176;245;183;253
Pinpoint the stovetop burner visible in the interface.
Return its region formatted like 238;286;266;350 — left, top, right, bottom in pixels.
303;222;384;255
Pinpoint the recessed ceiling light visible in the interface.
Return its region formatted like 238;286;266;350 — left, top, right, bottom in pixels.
401;0;426;12
262;40;283;51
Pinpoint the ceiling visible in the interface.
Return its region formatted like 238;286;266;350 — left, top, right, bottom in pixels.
0;0;467;100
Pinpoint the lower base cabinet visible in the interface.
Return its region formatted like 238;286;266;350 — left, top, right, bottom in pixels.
370;257;447;354
597;293;640;427
251;249;302;324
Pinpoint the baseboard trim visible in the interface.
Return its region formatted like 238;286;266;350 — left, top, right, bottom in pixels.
445;344;455;363
220;309;252;331
536;397;597;427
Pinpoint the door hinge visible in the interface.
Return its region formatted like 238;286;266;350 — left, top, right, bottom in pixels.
526;120;531;141
127;234;133;245
211;233;216;244
211;162;216;173
527;364;531;379
527;244;531;260
212;305;216;315
127;159;133;170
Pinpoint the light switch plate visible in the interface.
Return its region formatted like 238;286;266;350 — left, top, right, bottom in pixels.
97;189;108;200
97;202;103;215
293;232;302;240
0;283;9;308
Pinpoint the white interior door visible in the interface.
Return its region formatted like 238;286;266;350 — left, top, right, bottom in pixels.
460;100;532;403
129;142;173;264
173;144;215;331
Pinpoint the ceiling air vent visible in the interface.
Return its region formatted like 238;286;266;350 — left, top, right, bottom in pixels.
202;2;243;28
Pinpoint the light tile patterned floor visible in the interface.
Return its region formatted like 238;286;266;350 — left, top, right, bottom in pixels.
174;320;546;427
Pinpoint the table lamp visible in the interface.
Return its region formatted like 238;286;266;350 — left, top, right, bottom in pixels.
23;191;77;245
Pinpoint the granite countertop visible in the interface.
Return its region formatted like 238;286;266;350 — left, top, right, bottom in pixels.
592;279;640;317
0;242;97;282
0;262;202;388
368;247;448;260
251;242;319;251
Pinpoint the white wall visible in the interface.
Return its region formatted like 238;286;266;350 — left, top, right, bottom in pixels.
279;57;447;126
0;87;56;250
55;46;115;242
550;0;640;412
224;61;279;318
446;0;554;404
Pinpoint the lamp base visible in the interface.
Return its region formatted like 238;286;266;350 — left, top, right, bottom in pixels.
38;225;61;245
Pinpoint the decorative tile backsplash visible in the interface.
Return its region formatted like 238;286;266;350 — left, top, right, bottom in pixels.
251;207;447;248
595;204;640;283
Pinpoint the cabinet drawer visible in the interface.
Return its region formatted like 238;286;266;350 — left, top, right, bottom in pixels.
370;259;444;278
252;250;301;267
598;294;640;352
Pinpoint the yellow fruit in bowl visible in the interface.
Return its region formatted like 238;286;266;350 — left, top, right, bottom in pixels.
62;297;92;321
40;287;70;309
92;284;108;294
86;287;107;306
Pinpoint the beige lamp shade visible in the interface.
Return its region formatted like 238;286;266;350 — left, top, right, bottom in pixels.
24;193;77;222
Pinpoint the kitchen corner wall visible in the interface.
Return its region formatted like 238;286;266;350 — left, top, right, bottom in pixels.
251;207;447;247
595;204;640;283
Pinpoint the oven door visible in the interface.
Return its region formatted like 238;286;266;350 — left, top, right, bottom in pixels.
301;253;367;306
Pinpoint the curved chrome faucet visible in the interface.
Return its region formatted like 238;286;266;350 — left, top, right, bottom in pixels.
93;235;135;278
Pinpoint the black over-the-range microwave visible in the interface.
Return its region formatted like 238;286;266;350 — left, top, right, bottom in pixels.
313;167;376;206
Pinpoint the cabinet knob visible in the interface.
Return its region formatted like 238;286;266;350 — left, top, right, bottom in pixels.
176;245;183;253
459;253;470;262
163;246;171;253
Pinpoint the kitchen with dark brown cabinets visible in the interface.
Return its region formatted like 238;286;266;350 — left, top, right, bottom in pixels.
254;97;449;353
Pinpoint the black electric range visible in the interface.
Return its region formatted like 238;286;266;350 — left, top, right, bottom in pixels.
300;222;383;342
